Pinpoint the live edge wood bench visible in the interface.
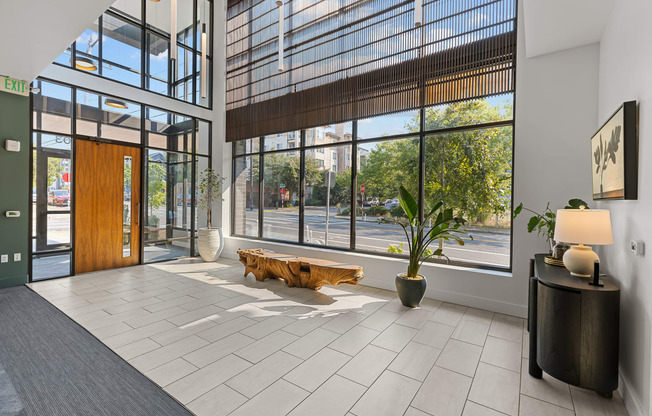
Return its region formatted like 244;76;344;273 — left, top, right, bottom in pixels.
237;248;364;290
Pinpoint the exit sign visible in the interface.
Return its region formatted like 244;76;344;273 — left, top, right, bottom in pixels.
0;76;29;97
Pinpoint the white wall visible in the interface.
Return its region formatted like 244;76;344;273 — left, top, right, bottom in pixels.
217;2;601;319
598;1;652;415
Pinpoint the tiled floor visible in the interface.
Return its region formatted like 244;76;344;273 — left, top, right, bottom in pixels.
28;258;630;416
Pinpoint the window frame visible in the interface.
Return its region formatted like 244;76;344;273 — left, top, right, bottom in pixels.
54;0;213;109
231;106;515;273
29;77;213;282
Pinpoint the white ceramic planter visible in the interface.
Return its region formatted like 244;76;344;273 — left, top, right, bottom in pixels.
197;227;224;262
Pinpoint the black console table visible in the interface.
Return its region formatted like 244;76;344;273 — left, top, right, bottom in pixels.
528;254;620;397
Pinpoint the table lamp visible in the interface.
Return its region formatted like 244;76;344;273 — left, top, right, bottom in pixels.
553;207;613;277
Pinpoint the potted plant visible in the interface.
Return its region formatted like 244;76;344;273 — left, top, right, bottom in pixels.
380;186;469;308
197;168;225;262
513;198;589;259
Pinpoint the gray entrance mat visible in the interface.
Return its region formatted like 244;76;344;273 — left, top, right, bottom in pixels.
0;286;193;416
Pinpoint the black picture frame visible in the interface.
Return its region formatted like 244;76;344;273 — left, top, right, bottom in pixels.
591;101;637;200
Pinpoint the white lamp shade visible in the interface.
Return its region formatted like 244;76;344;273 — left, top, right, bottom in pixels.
554;209;613;245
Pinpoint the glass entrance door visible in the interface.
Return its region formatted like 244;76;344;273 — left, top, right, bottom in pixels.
32;134;73;280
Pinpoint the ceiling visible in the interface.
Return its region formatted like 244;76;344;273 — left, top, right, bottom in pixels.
0;0;115;82
523;0;616;58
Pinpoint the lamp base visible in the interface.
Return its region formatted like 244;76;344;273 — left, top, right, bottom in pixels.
562;245;599;277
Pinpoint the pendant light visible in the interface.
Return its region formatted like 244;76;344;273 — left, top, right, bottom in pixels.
104;98;128;109
276;0;284;72
201;23;207;98
75;34;99;71
76;57;97;71
170;0;177;60
414;0;422;27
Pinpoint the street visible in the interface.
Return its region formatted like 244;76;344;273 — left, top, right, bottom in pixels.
245;206;510;268
36;202;512;268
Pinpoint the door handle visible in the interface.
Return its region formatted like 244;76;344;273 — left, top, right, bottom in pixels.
136;203;141;227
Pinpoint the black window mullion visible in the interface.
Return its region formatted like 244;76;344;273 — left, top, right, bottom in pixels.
258;147;264;239
418;107;425;224
140;105;146;264
298;130;305;244
350;121;357;250
98;15;103;76
192;0;198;105
71;41;77;70
141;0;146;88
190;119;197;256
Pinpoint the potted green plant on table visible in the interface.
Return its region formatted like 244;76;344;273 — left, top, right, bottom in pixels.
513;198;589;259
197;168;225;262
380;186;469;308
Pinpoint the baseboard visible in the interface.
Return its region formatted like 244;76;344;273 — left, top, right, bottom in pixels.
619;369;647;416
222;248;528;318
361;275;528;318
0;274;28;289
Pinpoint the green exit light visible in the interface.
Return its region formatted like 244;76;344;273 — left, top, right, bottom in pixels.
0;76;29;97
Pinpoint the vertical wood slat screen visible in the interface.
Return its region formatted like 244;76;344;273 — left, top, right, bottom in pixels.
226;0;516;142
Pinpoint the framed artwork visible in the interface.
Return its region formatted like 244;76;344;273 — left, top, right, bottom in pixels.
591;101;638;200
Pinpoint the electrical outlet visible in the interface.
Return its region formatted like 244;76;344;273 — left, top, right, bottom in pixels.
13;253;21;262
0;254;7;263
630;240;645;256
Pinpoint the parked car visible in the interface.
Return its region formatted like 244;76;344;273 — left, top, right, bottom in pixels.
367;197;380;207
385;198;400;210
177;193;193;206
48;190;70;206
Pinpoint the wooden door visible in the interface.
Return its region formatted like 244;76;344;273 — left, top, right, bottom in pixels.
75;140;141;274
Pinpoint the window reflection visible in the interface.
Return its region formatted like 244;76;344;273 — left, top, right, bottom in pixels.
32;80;72;135
74;21;100;72
76;91;141;143
147;31;169;95
102;14;142;87
233;156;258;237
146;108;193;152
58;1;212;106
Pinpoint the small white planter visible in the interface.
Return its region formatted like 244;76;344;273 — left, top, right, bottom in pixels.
197;227;224;262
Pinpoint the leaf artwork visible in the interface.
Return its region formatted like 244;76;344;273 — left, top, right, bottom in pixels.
593;125;621;194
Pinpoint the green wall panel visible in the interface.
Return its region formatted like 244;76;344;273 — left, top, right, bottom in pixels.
0;90;29;287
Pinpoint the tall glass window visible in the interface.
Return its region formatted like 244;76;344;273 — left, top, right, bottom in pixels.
232;95;514;270
262;151;300;242
76;91;141;143
144;106;201;262
30;78;212;280
55;0;213;108
31;80;74;280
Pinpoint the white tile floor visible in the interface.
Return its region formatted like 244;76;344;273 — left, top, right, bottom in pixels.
28;258;630;416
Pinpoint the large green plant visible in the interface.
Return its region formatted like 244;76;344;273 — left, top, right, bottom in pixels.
513;198;589;240
197;168;224;229
380;185;469;279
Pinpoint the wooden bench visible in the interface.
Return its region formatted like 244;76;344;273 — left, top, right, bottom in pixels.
237;248;364;290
